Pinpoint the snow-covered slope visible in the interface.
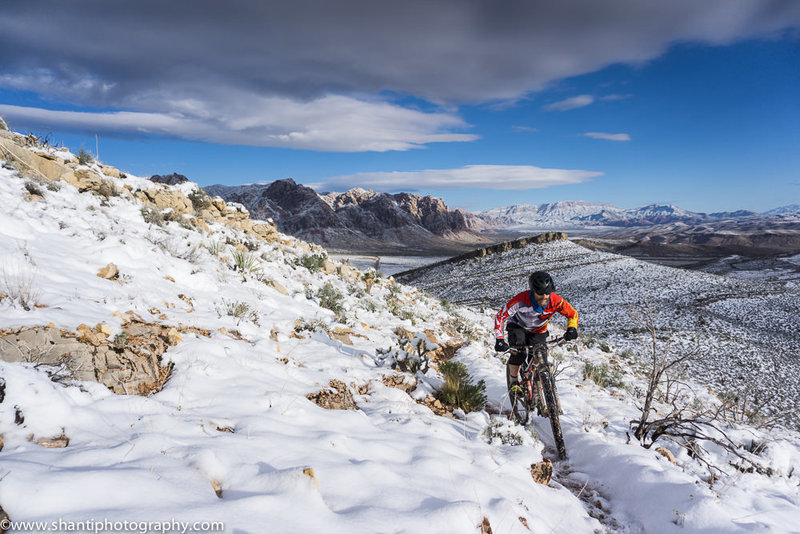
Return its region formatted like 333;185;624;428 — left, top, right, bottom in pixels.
1;134;799;533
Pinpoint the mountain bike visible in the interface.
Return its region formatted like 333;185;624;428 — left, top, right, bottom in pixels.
505;336;567;460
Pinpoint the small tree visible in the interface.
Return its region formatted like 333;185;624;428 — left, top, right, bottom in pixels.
629;300;769;479
76;148;94;166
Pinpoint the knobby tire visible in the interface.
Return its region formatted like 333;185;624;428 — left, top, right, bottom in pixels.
539;368;567;460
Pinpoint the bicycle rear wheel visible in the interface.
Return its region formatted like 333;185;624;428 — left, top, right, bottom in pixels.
539;368;567;460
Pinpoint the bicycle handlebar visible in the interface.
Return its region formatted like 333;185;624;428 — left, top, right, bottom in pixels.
496;334;570;353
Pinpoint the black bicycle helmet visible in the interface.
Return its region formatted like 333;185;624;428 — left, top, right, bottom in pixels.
528;271;555;294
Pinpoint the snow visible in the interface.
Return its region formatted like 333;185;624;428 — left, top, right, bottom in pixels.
1;145;800;533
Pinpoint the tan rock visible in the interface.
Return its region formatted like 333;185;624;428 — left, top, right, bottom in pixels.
656;447;678;464
166;328;182;346
0;137;69;182
62;168;105;192
329;326;353;345
37;434;69;448
101;165;121;178
95;324;113;338
302;467;319;488
264;279;289;295
97;263;119;280
322;260;337;274
212;479;223;498
530;459;553;484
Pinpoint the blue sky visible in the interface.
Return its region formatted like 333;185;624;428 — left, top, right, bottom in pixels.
1;1;798;213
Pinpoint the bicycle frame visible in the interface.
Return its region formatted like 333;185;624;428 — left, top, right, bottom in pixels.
507;336;567;459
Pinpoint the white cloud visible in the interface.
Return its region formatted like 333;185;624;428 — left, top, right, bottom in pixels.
544;95;595;112
317;165;602;191
512;125;539;132
0;97;477;152
583;132;632;141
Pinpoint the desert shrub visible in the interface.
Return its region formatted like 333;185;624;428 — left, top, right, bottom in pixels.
362;268;382;290
76;148;94;166
599;341;613;353
583;361;625;389
219;300;260;326
299;253;327;272
436;361;486;413
376;333;436;374
442;312;481;342
141;206;164;226
294;318;328;334
24;181;44;197
359;297;379;313
482;417;537;446
2;258;40;311
188;188;212;212
24;132;56;148
95;179;121;200
316;282;344;315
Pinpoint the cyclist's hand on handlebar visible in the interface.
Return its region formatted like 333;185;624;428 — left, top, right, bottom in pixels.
494;338;509;352
564;327;578;341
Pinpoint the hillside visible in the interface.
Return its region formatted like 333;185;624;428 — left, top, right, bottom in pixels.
1;126;799;533
397;237;800;427
206;180;492;254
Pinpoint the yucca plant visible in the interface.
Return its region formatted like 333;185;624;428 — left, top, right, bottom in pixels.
232;249;262;276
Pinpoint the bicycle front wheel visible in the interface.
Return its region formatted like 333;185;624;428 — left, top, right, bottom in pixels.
539;369;567;460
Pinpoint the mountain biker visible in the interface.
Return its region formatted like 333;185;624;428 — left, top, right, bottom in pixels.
494;271;579;395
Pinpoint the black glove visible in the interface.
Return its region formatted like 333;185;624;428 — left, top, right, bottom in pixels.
565;327;578;341
494;338;509;352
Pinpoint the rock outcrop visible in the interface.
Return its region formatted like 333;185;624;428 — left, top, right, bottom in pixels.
0;317;212;395
150;173;189;185
0;126;279;243
206;179;491;253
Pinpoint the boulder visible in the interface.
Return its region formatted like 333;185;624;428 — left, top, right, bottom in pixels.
97;263;119;280
0;137;70;182
263;279;289;295
101;165;121;179
0;116;7;131
306;380;357;410
530;459;553;484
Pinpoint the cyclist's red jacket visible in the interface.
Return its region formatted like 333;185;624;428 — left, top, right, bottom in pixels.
494;291;579;338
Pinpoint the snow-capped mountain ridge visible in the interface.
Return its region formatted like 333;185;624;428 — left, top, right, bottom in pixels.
479;200;798;229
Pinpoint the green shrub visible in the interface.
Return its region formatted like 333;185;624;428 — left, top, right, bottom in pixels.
299;253;327;272
583;361;625;389
76;148;94;166
436;361;487;413
188;188;212;212
316;282;344;316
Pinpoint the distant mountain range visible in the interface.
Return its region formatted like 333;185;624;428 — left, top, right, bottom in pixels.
206;179;492;254
204;181;800;255
479;200;799;229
